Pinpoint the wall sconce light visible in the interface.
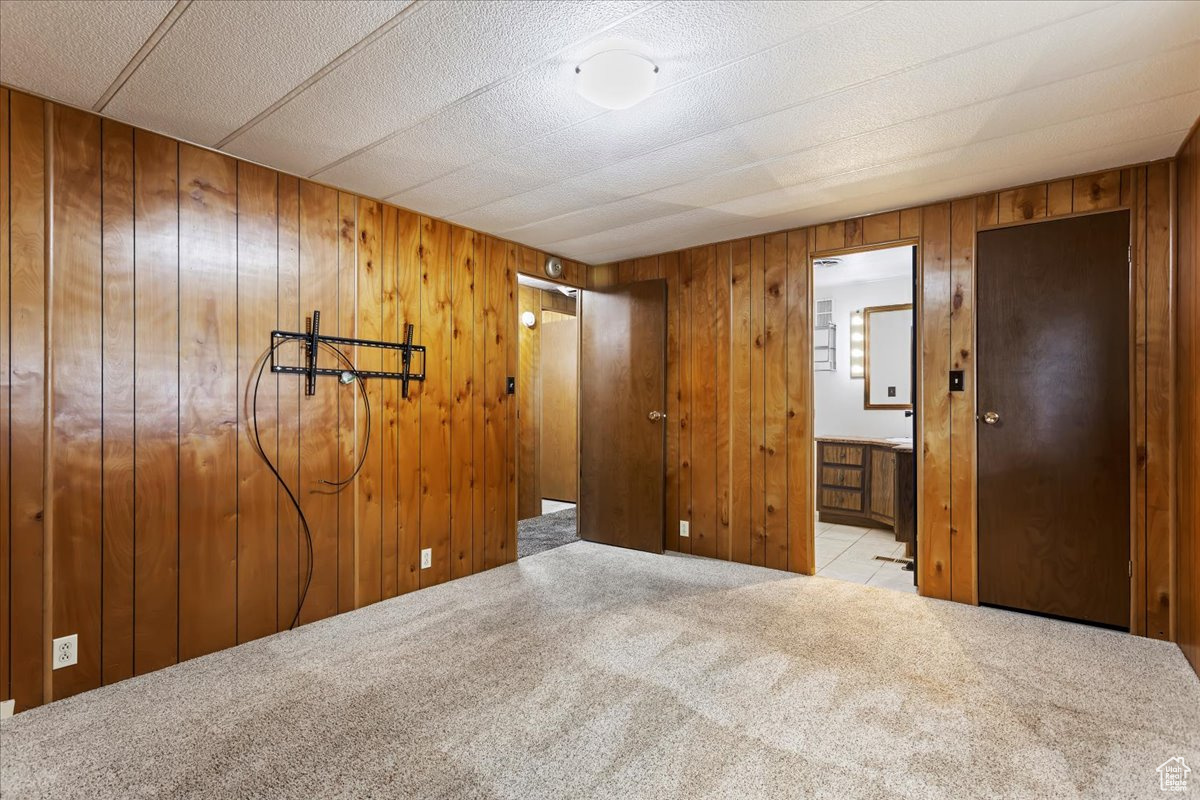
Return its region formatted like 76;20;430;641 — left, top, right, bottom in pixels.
521;310;537;329
849;310;865;379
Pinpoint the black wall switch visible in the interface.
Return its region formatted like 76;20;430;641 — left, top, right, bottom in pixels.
507;377;516;394
949;370;964;391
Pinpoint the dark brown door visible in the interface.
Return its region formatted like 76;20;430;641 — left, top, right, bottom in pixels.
579;280;666;553
977;211;1130;628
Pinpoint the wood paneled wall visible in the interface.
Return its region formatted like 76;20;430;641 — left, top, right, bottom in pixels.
1178;121;1200;677
593;163;1176;642
0;88;530;711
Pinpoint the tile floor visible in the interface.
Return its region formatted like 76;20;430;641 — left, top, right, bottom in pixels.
815;518;916;593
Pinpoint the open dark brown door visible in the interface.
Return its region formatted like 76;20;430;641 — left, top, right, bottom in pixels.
977;211;1130;628
579;280;666;553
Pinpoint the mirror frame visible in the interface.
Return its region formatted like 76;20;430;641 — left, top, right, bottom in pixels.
862;302;914;410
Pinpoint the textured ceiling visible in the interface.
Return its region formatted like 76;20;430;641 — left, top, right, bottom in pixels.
2;0;1198;263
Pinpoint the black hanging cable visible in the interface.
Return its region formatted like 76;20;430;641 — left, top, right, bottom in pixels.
250;339;371;631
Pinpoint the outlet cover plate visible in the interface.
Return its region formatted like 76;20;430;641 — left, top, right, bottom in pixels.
420;548;432;569
53;633;78;670
680;520;690;538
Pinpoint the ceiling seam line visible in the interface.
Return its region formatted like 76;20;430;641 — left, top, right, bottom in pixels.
92;0;193;112
391;0;1121;214
307;0;668;180
212;0;431;150
494;54;1200;238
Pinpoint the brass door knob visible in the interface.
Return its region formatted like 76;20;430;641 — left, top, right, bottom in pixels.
648;410;665;422
981;410;1000;425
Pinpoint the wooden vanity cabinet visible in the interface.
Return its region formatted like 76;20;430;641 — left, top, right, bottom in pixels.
816;439;900;530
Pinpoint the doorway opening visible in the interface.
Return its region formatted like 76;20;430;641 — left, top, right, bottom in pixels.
811;243;918;594
516;274;581;559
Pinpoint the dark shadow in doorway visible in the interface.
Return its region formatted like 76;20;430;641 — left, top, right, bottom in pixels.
518;508;579;559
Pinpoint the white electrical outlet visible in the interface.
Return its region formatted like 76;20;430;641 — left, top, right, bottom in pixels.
0;699;14;719
680;520;690;538
420;548;432;569
52;634;77;670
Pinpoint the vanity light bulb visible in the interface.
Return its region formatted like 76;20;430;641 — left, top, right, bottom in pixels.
851;315;863;327
851;348;864;357
851;333;863;342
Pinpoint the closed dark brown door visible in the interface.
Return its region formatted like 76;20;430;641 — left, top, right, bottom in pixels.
579;280;666;553
977;211;1130;628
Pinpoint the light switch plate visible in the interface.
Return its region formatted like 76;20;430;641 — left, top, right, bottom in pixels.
680;520;690;538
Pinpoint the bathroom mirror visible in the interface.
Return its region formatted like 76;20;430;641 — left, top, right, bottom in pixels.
863;303;913;410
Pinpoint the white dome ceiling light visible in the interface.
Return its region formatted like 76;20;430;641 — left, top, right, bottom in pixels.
575;49;658;110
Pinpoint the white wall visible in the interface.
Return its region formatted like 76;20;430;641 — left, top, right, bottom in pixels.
814;275;913;439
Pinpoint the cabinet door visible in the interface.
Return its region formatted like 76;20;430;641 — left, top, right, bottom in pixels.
869;447;896;523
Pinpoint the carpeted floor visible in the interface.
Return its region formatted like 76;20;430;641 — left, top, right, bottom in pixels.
2;542;1198;799
517;507;579;559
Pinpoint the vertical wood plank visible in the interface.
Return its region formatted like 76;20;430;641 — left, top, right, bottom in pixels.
0;88;9;701
844;217;864;248
178;144;238;659
785;229;813;575
749;236;766;566
1144;162;1173;639
919;203;953;599
714;243;732;561
504;242;518;564
276;176;301;627
763;232;789;571
677;250;692;555
482;236;506;569
863;212;900;244
471;231;487;575
133;130;179;675
1047;179;1074;216
50;105;103;699
662;252;680;553
354;198;382;607
1131;166;1146;636
997;185;1047;224
899;207;921;240
730;239;752;565
975;193;998;229
379;205;399;599
813;222;844;252
420;217;452;586
100;119;135;684
450;226;475;578
688;246;717;559
8;92;46;710
297;180;339;623
948;197;977;604
396;210;422;594
337;193;358;614
1073;170;1121;211
236;163;279;642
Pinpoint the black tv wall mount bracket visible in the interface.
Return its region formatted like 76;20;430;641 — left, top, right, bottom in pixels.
270;309;426;398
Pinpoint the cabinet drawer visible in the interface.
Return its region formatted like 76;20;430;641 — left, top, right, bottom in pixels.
821;466;863;489
821;488;863;512
822;444;865;466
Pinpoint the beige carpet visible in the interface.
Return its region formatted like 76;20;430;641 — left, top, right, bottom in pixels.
2;542;1197;799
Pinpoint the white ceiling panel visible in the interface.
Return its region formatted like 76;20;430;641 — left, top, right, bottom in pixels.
223;1;650;176
4;0;1198;263
0;0;174;108
319;0;872;200
102;0;411;146
396;0;1113;219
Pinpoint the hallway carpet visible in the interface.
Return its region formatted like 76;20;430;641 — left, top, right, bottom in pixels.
2;542;1197;799
517;507;579;559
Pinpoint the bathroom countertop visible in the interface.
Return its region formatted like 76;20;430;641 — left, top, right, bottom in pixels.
816;435;913;452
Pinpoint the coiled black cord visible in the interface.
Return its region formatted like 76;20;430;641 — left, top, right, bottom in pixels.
250;340;371;631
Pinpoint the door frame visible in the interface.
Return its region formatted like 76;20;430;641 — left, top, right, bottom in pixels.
807;239;921;584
